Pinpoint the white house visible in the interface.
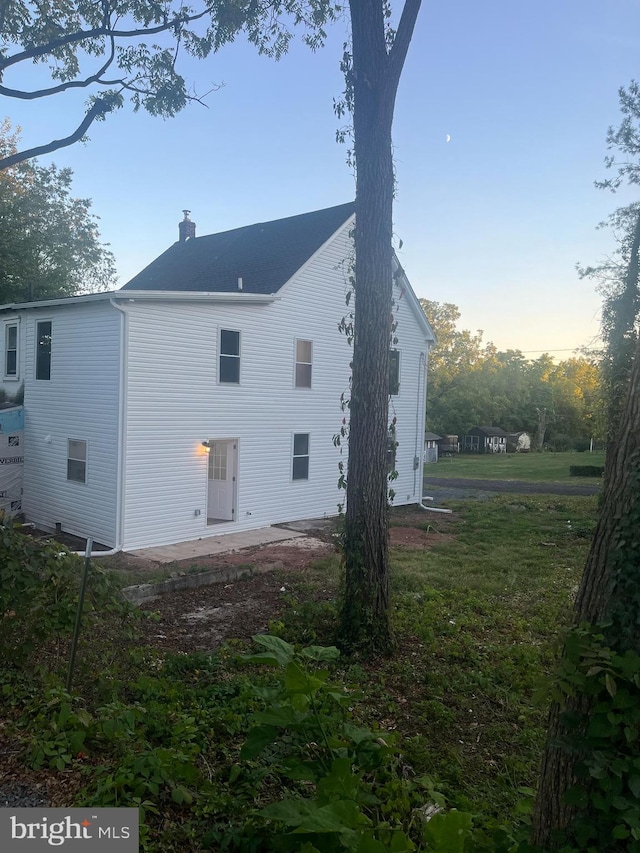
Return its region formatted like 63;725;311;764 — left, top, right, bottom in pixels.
0;203;435;551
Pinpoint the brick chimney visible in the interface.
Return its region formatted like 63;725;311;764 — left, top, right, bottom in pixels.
178;210;196;242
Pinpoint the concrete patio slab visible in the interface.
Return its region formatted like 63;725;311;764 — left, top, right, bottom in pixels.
128;526;306;564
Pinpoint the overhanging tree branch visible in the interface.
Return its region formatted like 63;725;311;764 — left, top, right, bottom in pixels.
0;12;208;72
0;99;113;170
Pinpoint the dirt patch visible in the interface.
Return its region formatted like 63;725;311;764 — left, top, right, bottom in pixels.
137;554;336;653
390;526;454;549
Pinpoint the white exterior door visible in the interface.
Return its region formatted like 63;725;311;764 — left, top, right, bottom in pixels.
207;440;237;522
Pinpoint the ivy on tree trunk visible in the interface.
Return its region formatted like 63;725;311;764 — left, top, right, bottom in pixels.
532;249;640;849
339;0;422;654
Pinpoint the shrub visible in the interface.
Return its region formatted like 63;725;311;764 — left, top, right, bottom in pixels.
0;523;132;664
570;466;605;478
549;434;573;452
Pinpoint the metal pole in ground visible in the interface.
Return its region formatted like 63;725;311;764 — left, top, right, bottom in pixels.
66;537;93;692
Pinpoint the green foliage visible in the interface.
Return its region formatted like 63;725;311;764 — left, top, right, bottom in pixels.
420;300;604;443
0;521;134;664
550;625;640;852
569;466;605;477
0;120;116;301
0;2;339;168
0;496;603;851
237;634;473;852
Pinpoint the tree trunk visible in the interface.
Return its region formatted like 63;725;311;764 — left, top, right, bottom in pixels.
339;0;421;653
532;333;640;848
535;406;547;451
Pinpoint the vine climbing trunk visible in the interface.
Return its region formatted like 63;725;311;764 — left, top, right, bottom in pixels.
339;0;422;653
532;330;640;848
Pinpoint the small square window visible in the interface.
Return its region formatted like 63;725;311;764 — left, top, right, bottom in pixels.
220;329;240;384
389;349;400;396
292;433;309;480
67;439;87;483
295;339;313;388
36;320;52;380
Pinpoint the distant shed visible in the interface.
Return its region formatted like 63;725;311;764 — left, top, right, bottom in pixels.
462;426;508;454
424;431;442;463
507;431;531;452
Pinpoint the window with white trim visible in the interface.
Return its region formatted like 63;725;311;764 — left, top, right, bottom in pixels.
219;329;240;384
67;439;87;483
36;320;52;380
389;349;400;396
292;433;309;481
295;339;313;388
4;323;18;378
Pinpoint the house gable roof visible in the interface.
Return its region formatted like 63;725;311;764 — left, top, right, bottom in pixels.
121;202;356;294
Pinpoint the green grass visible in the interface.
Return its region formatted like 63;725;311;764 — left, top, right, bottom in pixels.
1;495;600;850
427;450;606;483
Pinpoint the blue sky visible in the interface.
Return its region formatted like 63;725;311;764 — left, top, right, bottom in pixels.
4;0;640;358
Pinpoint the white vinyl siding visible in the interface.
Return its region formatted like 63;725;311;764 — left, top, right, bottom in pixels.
22;303;120;546
121;223;356;550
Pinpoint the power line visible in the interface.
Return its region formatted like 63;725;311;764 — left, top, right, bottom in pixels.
502;347;604;354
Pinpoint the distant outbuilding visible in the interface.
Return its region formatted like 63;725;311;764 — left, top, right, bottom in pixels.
424;431;442;463
462;426;508;454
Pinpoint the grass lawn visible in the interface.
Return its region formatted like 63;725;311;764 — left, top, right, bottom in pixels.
427;450;606;483
1;494;599;850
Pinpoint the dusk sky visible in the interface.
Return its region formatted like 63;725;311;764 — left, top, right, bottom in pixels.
4;0;640;358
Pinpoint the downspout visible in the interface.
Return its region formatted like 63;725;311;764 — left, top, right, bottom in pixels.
413;351;426;498
417;346;452;514
72;299;128;557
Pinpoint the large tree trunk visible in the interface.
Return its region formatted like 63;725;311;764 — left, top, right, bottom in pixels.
532;332;640;848
339;0;421;653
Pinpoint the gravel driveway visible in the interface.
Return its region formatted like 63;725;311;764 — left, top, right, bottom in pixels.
423;476;600;503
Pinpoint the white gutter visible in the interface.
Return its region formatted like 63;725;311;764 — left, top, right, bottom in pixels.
113;291;280;304
0;290;280;312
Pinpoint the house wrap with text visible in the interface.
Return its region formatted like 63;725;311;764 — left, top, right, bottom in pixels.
0;203;435;551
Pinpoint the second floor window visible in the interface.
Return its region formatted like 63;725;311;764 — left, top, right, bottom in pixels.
295;339;312;388
36;320;52;380
5;323;17;377
219;329;240;384
389;349;400;396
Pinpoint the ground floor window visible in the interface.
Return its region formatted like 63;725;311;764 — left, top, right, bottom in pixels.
67;439;87;483
292;433;309;480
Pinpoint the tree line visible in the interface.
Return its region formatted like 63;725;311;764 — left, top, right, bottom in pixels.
421;298;604;450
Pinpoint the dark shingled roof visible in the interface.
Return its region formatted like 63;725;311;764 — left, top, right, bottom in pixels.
475;426;508;436
121;202;355;294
